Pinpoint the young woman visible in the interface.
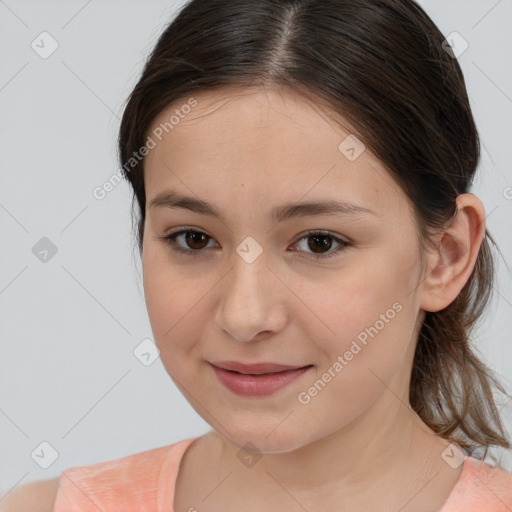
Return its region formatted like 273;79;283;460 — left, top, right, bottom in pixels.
5;0;512;510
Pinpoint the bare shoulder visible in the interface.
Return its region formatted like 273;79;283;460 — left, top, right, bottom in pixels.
0;477;60;512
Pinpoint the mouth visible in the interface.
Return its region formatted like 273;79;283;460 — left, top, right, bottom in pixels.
209;361;314;396
210;360;312;374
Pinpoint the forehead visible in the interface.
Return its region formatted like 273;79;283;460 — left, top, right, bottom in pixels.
147;84;351;149
143;85;411;221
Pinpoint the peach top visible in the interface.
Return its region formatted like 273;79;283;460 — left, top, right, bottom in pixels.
53;436;512;511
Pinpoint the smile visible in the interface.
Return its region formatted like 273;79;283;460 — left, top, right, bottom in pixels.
209;361;314;396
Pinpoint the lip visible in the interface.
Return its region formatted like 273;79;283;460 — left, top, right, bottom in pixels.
211;361;308;374
209;361;313;396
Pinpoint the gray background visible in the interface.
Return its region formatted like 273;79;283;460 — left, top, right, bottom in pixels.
1;0;511;496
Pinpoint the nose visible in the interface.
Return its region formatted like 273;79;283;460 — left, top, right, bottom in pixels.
214;249;287;343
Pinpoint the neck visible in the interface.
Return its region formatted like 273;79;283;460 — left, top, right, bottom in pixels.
203;394;461;511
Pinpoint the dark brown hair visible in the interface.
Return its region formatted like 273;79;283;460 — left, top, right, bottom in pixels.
118;0;510;461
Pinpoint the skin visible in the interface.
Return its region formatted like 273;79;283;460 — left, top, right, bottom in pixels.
140;84;486;512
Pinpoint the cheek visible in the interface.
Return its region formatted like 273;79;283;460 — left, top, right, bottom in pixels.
142;246;171;335
305;247;419;374
142;245;203;353
296;285;416;434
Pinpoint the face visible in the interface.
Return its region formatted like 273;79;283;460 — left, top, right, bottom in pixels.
142;85;427;453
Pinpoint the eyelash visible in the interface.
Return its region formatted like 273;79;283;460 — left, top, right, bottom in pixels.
156;228;351;261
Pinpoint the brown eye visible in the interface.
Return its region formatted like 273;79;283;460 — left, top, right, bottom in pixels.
307;233;335;254
158;228;350;261
293;231;350;261
183;231;210;250
158;228;217;256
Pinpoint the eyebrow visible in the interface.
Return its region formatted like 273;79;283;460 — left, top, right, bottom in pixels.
148;191;379;223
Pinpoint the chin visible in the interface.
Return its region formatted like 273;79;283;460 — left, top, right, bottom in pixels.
216;422;315;455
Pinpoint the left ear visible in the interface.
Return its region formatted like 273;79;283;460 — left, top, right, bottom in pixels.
418;193;486;313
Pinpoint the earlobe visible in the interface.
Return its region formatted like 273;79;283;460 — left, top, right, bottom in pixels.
418;193;486;313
